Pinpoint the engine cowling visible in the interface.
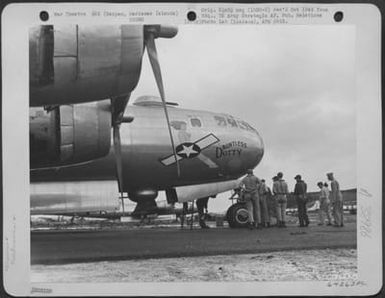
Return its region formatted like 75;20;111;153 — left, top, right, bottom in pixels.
128;189;158;202
30;100;111;168
29;25;144;106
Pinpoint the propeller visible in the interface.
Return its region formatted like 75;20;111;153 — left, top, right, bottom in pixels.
113;123;123;191
144;25;180;178
111;95;131;193
111;25;179;196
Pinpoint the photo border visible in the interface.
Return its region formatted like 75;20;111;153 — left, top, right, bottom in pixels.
1;0;383;296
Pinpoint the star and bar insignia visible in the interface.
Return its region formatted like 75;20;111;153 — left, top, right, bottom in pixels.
160;133;219;166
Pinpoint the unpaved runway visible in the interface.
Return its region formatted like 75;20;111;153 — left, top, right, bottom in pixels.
31;248;357;282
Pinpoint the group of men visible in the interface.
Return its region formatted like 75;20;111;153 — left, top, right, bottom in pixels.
317;173;344;227
240;169;344;230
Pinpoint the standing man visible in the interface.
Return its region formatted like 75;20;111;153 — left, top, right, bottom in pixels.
180;202;189;229
273;172;289;227
327;172;344;227
294;175;309;227
259;179;270;227
241;169;261;229
271;176;279;226
317;182;332;226
196;197;210;229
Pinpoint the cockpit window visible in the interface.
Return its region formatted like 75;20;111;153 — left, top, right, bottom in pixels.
237;120;258;133
190;118;202;127
244;122;258;133
237;120;248;130
214;116;227;127
170;120;187;130
226;117;238;127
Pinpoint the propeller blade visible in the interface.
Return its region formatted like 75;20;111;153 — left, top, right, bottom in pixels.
113;123;123;193
112;95;130;124
145;31;180;177
111;95;130;194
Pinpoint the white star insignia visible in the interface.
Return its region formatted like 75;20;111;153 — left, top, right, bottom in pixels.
178;145;198;158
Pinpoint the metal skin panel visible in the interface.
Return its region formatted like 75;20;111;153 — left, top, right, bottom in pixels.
116;25;145;95
53;25;77;57
72;100;111;162
29;25;144;106
53;25;77;84
30;180;119;214
78;25;121;79
30;100;111;168
29;26;54;86
29;26;43;86
30;104;264;200
29;108;59;167
58;100;111;164
60;126;74;146
119;106;264;191
60;105;74;125
54;58;77;85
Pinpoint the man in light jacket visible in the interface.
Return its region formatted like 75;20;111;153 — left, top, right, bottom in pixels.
317;182;332;226
327;172;344;227
258;179;270;227
273;172;289;228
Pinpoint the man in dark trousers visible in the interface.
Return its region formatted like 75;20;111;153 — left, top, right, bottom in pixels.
294;174;309;227
258;179;270;227
180;202;189;228
241;169;261;229
196;197;210;229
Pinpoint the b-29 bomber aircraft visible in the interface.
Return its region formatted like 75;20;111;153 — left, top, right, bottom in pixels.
29;24;264;227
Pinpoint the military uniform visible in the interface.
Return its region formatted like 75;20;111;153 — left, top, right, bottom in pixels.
196;197;210;229
294;177;309;227
330;179;344;226
318;185;332;225
273;178;289;227
241;174;261;228
180;202;189;228
258;181;270;227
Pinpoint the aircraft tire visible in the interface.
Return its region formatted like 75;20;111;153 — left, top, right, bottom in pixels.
226;203;249;228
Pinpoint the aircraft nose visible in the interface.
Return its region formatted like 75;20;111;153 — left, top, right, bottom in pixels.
245;131;264;170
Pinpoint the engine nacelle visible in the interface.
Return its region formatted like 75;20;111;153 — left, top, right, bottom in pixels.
128;189;158;202
29;25;144;106
30;100;111;168
29;25;178;106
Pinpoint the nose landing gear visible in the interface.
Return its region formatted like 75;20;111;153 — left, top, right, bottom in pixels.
226;203;250;228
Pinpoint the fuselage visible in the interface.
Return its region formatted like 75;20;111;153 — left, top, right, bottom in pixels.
30;102;264;195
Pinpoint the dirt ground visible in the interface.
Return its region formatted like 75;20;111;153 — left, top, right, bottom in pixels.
32;248;357;282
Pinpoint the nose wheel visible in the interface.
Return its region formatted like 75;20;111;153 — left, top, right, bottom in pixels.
226;203;250;228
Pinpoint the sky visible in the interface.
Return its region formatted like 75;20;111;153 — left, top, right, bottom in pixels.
130;25;356;212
